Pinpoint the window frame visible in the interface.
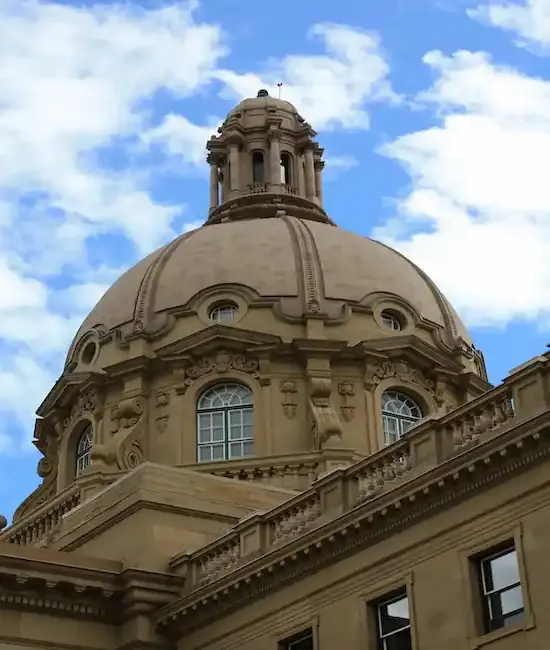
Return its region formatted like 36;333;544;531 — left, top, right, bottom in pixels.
208;302;238;324
375;590;413;650
278;627;314;650
358;573;417;650
460;525;534;648
478;545;524;633
75;424;93;477
381;391;423;445
196;383;254;463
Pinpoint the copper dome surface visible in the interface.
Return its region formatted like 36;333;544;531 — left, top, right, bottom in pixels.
69;216;470;355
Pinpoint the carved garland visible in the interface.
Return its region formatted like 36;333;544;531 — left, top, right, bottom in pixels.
175;349;260;394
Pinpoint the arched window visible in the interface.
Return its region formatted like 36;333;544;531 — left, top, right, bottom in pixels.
197;383;254;462
76;424;93;476
280;153;292;185
252;151;265;183
382;391;422;445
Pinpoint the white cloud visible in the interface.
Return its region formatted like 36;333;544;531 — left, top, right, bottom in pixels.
470;0;550;53
0;3;392;452
375;48;550;326
213;23;396;131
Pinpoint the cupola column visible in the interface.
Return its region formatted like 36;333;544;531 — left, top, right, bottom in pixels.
304;146;316;201
268;131;281;191
207;154;219;212
314;159;324;205
228;144;241;197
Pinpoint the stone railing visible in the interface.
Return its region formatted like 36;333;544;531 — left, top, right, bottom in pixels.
183;451;350;491
171;356;550;590
0;484;81;546
282;184;297;195
247;182;268;194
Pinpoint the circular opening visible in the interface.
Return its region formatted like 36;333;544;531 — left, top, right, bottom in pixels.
381;310;403;332
209;302;239;325
81;341;98;365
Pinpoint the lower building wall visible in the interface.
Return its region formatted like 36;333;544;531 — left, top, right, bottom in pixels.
177;461;550;650
0;609;116;650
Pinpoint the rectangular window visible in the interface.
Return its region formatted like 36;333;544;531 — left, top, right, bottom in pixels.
280;628;314;650
375;591;412;650
478;545;524;633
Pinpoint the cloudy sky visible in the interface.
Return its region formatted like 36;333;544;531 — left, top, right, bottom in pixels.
1;0;549;520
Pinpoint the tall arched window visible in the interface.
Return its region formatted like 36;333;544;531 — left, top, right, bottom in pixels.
280;153;292;185
76;424;93;476
382;391;422;445
197;383;254;462
252;151;265;183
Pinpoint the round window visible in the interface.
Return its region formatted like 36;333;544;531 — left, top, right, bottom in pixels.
209;303;238;324
381;310;403;332
81;341;98;365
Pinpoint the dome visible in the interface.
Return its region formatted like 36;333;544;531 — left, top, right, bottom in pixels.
68;216;471;361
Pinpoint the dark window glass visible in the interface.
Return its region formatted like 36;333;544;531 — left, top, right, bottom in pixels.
281;629;313;650
280;153;292;185
479;546;524;633
376;592;412;650
252;151;265;183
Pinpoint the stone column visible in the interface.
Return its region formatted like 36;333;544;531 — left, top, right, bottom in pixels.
314;159;324;205
297;155;306;197
229;144;240;195
304;147;316;201
269;131;281;191
207;154;219;211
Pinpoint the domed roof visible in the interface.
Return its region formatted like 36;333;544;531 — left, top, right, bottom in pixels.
68;216;470;359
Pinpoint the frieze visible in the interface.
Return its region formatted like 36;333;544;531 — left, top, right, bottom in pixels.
175;349;260;394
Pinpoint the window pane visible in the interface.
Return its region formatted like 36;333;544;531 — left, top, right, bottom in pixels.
484;550;520;592
379;596;410;636
198;427;212;443
243;424;253;439
243;408;253;425
383;629;412;650
488;585;524;619
198;446;211;462
287;636;313;650
229;442;243;458
211;444;225;460
212;427;224;442
212;412;224;427
243;441;254;456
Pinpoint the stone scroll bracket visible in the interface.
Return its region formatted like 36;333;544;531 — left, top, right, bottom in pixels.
308;376;343;449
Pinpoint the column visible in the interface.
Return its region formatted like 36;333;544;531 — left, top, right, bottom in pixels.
269;131;281;190
229;144;240;195
297;154;306;197
304;147;316;201
314;159;324;205
208;155;219;211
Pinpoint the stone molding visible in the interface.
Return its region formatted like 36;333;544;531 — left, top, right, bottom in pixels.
156;412;550;636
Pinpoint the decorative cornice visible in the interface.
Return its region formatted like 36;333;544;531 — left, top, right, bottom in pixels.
156;412;550;636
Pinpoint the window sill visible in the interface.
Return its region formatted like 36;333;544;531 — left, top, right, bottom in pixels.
468;614;535;648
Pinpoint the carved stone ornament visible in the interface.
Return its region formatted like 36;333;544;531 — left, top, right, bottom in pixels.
175;349;260;394
338;381;356;422
280;379;298;419
308;377;342;448
110;396;145;434
364;359;434;393
155;390;170;433
63;389;103;429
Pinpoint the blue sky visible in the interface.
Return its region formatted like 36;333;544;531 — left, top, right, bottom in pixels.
1;0;549;521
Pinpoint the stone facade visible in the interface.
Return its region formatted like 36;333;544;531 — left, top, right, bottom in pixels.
0;92;545;650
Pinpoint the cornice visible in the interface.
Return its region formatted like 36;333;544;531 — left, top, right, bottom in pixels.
36;371;106;418
156;414;550;636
